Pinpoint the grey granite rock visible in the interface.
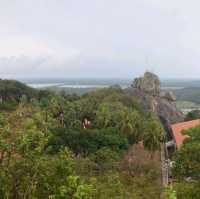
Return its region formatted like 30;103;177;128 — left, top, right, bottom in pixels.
126;72;184;124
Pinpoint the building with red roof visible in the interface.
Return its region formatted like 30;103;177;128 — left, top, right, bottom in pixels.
171;119;200;149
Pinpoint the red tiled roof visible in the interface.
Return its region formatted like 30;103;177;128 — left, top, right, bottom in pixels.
171;119;200;149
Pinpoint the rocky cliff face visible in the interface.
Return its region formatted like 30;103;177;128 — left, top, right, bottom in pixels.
132;72;161;96
126;72;184;125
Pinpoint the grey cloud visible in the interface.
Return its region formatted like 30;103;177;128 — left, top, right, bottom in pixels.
0;0;200;78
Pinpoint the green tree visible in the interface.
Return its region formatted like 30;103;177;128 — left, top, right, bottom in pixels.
174;182;200;199
164;186;177;199
121;110;144;144
172;125;200;198
0;108;94;199
95;102;127;128
185;110;200;121
173;125;200;179
48;128;129;156
143;115;163;156
90;147;120;170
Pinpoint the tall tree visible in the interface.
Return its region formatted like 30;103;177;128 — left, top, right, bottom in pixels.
143;115;163;157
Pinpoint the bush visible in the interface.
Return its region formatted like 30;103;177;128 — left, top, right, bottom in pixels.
48;128;129;156
90;147;120;170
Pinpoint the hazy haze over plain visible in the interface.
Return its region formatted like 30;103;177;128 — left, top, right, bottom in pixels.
0;0;200;78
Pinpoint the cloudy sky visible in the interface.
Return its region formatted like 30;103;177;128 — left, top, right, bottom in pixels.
0;0;200;78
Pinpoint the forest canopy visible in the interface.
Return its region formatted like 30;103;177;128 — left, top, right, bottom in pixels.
0;80;165;198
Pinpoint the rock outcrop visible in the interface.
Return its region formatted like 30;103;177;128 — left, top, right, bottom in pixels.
161;91;176;102
132;72;161;96
125;72;184;125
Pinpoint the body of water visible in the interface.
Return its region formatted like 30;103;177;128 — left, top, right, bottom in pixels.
24;78;131;89
23;78;200;90
27;83;64;88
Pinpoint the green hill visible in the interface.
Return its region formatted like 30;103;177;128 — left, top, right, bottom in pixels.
0;79;38;101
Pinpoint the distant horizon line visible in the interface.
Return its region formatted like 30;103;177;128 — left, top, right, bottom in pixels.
1;75;200;81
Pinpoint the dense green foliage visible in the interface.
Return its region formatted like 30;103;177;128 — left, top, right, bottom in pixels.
0;79;38;101
0;79;38;111
48;128;128;156
164;187;177;199
0;107;93;199
173;126;200;179
0;82;164;198
185;110;200;121
172;125;200;198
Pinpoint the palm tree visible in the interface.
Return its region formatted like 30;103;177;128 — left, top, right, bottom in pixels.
143;115;163;158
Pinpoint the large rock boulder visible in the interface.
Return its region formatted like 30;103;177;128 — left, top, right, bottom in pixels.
132;72;161;96
125;72;184;125
161;91;176;102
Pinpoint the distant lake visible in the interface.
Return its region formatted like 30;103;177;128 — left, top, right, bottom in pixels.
24;78;200;90
27;83;64;88
59;85;110;88
162;87;184;90
27;83;184;90
21;78;130;89
27;83;128;89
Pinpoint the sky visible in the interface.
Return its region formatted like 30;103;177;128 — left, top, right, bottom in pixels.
0;0;200;78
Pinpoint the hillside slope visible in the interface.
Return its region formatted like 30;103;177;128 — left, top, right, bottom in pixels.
0;79;38;101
